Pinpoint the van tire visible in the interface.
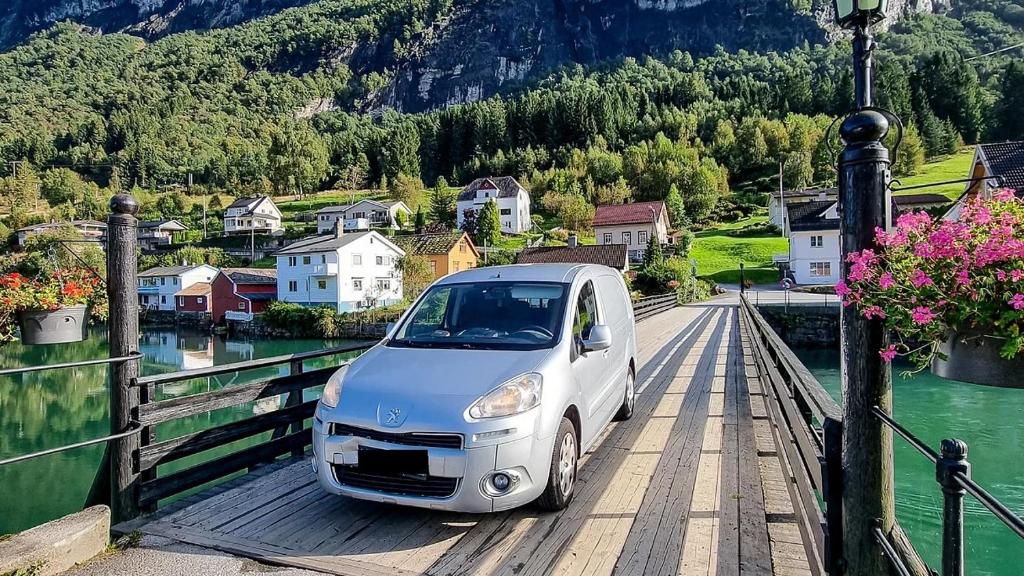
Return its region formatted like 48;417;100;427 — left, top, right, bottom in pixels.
536;417;577;511
613;368;635;421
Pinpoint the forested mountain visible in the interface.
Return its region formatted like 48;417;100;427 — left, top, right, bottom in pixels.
0;0;1021;233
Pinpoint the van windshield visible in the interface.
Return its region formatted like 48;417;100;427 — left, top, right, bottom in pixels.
388;282;568;350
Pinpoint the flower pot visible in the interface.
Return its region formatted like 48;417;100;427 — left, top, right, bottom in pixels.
931;330;1024;388
17;305;89;345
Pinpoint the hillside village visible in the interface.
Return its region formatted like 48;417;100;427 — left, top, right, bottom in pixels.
3;140;1022;336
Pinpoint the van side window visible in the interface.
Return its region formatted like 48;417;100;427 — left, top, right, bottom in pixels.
573;281;600;348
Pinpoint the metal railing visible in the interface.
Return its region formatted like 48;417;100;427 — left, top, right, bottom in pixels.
740;295;842;575
871;405;1024;576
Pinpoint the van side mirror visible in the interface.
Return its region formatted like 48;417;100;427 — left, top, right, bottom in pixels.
582;324;612;353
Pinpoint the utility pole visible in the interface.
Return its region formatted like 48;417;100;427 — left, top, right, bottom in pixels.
838;21;895;576
779;160;786;238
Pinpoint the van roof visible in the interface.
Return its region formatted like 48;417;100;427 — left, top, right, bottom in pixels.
437;263;607;285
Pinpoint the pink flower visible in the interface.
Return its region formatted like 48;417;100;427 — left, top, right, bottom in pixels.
1011;294;1024;310
1012;270;1024;282
993;188;1017;202
911;306;935;325
955;269;971;287
835;280;851;298
909;269;933;288
879;345;898;363
863;306;886;320
879;272;895;290
997;270;1008;282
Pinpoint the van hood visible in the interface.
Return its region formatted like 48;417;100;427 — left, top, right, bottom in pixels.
324;344;552;430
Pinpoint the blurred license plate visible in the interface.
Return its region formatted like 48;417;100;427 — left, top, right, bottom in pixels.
357;447;428;475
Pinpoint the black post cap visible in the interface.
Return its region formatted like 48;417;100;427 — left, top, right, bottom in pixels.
110;193;139;216
840;109;890;145
941;438;969;460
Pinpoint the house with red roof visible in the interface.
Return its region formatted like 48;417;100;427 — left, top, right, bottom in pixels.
593;201;670;263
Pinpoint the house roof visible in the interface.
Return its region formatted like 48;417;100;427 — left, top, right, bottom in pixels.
273;231;404;256
222;268;277;284
226;196;264;209
174;282;212;297
770;187;837;200
593;201;665;227
17;220;107;232
787;200;840;232
316;204;352;214
138;219;188;230
239;292;275;301
893;193;950;206
139;264;205;277
458;176;528;201
394;232;478;257
978;141;1024;191
517;244;628;269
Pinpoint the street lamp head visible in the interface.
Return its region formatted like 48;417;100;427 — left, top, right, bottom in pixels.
833;0;887;28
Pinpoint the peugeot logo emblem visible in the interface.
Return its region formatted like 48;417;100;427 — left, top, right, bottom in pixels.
385;408;402;425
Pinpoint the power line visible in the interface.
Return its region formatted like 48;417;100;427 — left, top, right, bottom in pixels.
964;41;1024;62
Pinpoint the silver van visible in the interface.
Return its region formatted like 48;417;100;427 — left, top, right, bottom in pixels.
312;263;637;512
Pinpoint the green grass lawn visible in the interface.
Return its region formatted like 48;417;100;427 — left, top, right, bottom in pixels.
276;189;385;217
894;147;974;200
691;223;788;285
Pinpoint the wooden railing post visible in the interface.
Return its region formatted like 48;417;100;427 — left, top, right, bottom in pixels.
107;193;141;523
287;359;304;457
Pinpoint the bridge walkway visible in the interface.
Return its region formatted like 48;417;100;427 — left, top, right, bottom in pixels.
106;301;812;576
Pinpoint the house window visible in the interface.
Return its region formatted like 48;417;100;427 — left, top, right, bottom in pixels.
459;243;466;253
161;295;167;304
352;278;363;290
622;232;632;245
454;262;460;272
638;231;649;245
811;235;824;247
603;233;613;244
317;279;327;290
288;256;297;267
288;280;298;292
809;262;832;277
500;208;511;216
160;278;166;286
376;255;384;265
238;302;246;310
178;297;184;306
197;297;204;304
173;278;178;285
430;261;437;274
303;256;311;265
353;254;362;265
320;255;326;264
377;279;391;291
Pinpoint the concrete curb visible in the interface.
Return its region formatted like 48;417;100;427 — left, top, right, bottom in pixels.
0;506;110;576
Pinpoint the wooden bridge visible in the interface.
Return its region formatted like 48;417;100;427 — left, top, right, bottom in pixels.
107;299;822;576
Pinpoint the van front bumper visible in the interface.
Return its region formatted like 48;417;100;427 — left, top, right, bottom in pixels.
312;417;551;513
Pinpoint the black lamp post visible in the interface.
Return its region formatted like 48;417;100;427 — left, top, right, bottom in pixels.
833;0;897;574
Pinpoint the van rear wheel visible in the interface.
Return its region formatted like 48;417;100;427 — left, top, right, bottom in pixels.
613;368;635;421
536;417;577;511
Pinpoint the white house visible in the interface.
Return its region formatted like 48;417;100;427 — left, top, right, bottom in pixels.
768;188;836;230
315;200;412;234
16;220;107;247
785;200;841;286
138;264;219;311
273;229;404;312
137;219;188;251
457;177;532;234
593;201;670;263
945;141;1024;221
223;196;283;236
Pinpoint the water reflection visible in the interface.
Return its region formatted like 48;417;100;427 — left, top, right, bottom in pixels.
797;348;1024;576
0;326;362;534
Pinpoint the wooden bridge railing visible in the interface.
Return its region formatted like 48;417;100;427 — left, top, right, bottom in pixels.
739;294;843;575
130;342;372;511
633;292;678;322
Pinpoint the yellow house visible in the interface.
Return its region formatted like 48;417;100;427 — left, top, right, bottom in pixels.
395;232;480;279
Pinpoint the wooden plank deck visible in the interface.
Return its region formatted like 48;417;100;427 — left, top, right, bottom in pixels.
121;302;812;576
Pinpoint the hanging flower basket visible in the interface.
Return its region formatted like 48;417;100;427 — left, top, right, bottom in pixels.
1;269;107;345
17;305;90;345
931;329;1024;388
838;188;1024;386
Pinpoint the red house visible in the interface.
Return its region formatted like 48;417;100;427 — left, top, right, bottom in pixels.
211;268;277;323
174;282;212;313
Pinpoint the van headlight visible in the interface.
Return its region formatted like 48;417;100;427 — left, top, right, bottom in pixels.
320;365;349;409
468;373;542;419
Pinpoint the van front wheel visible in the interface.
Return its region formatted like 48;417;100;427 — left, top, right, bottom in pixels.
613;369;635;421
536;417;577;511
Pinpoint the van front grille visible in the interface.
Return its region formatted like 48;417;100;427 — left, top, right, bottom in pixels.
332;466;459;498
330;423;463;449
